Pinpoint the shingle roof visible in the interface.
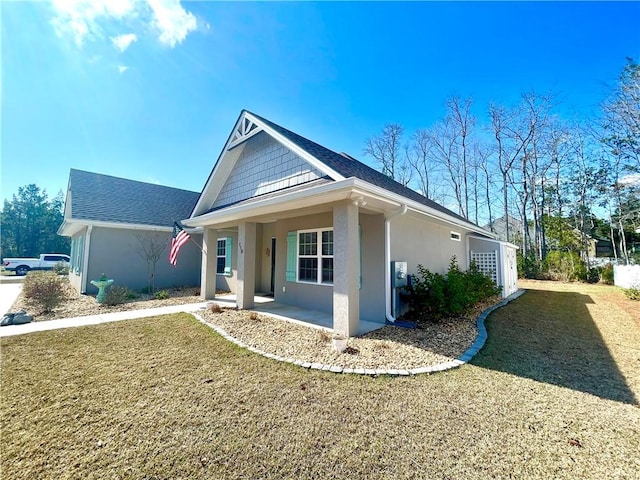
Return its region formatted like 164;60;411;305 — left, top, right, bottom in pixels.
246;110;473;225
68;169;200;227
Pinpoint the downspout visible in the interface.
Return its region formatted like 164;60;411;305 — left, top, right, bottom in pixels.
385;204;407;323
81;225;93;294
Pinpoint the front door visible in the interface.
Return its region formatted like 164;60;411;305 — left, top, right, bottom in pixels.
270;237;276;294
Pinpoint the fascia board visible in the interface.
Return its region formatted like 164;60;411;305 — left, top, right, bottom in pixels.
244;111;346;182
59;219;174;235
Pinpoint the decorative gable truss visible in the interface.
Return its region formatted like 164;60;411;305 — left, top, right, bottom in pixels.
228;116;262;149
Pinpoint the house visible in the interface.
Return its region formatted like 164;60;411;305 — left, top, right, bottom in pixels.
58;169;202;294
184;110;518;337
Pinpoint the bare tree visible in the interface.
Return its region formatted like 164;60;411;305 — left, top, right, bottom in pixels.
134;232;167;293
473;142;495;229
490;103;527;242
364;123;412;185
448;96;475;218
406;128;435;199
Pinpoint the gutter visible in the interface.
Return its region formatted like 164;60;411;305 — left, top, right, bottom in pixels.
385;204;407;323
81;225;92;294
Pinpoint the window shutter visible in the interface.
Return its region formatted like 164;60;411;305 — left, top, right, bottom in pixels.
359;225;362;289
286;231;297;282
224;237;233;276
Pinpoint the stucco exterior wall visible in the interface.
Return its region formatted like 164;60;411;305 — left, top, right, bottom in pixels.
390;214;469;276
271;210;385;323
86;227;201;294
275;212;334;314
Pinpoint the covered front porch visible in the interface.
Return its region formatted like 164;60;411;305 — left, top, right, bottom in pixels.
186;187;398;337
209;293;385;335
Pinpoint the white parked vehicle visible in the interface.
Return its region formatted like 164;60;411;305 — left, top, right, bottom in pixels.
2;254;70;276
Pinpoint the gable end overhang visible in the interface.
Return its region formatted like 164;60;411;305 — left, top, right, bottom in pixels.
190;110;346;218
58;219;178;237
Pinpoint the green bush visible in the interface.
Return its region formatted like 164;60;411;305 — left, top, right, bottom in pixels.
624;288;640;300
517;252;542;279
103;286;131;306
22;271;68;313
586;267;601;284
406;257;500;321
543;251;587;282
154;289;170;300
601;263;615;285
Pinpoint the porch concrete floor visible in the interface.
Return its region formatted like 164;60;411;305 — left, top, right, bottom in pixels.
211;294;385;336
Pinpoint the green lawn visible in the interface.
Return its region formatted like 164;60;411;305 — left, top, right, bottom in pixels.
1;281;639;479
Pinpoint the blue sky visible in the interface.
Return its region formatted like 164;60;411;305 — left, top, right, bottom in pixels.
2;1;639;204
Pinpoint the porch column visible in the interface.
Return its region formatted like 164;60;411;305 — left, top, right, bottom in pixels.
333;201;359;337
237;222;256;309
200;227;217;300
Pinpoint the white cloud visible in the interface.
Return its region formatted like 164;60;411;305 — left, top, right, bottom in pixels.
147;0;197;47
51;0;136;46
118;65;129;74
50;0;198;49
111;33;137;52
620;173;640;186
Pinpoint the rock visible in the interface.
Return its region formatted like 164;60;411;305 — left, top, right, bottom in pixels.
12;312;33;325
1;310;31;326
1;313;15;326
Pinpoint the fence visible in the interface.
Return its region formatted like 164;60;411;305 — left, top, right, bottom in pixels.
614;265;640;289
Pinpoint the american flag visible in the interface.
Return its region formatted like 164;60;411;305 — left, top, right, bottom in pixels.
169;221;190;266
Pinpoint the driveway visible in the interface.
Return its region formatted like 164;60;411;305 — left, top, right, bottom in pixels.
0;283;22;317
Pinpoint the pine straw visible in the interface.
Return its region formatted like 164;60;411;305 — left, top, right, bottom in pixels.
1;281;639;480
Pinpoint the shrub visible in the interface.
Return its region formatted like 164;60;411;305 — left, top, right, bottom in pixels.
53;262;69;275
543;251;587;282
406;257;500;321
22;271;68;313
517;252;542;279
601;263;615;285
586;267;601;284
154;290;170;300
103;286;131;306
624;288;640;300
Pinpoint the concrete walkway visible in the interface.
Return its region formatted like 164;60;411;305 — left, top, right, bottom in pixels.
0;302;210;337
0;283;23;317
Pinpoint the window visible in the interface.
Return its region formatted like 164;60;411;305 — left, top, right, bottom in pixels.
450;231;461;241
286;228;360;286
298;229;333;284
44;255;69;263
216;237;233;276
216;239;226;274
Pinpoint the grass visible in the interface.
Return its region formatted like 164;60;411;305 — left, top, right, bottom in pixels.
1;281;639;479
